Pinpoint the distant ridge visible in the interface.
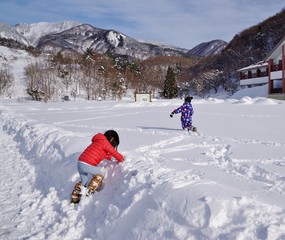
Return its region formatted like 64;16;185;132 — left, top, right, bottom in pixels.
0;21;227;59
187;40;227;57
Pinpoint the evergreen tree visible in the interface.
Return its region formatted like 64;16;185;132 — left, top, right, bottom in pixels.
163;66;178;99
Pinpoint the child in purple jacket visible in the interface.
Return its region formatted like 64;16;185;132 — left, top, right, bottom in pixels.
170;96;196;132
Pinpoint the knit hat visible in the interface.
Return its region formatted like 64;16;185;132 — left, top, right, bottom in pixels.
184;96;193;103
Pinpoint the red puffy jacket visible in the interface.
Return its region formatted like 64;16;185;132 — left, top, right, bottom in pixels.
79;133;124;166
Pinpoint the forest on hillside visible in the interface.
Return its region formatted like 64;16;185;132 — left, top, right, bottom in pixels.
185;8;285;96
22;51;199;101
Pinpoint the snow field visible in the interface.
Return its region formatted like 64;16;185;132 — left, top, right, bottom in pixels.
0;97;285;239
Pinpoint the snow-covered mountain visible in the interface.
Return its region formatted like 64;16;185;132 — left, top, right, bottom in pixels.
0;21;226;60
187;40;227;57
0;22;29;45
15;21;81;46
37;24;191;59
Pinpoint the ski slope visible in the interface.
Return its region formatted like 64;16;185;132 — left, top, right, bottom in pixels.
1;96;285;240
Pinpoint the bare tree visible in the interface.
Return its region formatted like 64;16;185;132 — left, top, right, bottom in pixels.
24;59;59;101
0;63;14;96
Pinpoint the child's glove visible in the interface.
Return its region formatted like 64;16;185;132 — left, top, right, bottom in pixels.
170;113;173;118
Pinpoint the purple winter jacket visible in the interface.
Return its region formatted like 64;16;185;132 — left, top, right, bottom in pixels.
172;102;194;129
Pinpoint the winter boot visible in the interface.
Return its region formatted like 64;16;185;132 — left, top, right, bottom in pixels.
71;182;82;204
187;126;197;132
86;174;104;196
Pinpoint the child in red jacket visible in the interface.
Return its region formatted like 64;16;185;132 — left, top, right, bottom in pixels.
71;130;124;203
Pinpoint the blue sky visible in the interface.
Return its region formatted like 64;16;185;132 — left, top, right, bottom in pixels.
0;0;284;49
